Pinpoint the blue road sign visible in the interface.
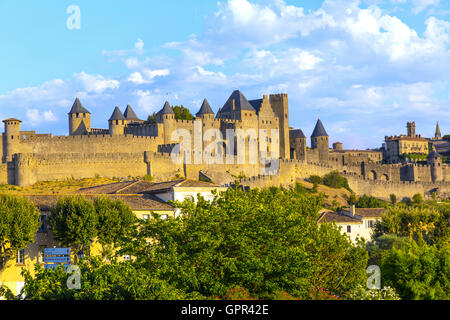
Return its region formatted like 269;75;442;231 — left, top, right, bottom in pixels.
44;248;70;256
44;256;71;263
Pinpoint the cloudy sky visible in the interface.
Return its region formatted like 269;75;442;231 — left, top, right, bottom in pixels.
0;0;449;149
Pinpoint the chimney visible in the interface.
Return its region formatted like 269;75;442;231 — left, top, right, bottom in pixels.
350;205;356;217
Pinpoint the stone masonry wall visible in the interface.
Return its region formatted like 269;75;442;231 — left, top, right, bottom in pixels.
13;153;148;186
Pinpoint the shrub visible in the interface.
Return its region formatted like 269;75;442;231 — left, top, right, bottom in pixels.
412;193;424;204
390;194;397;204
346;285;400;300
322;171;352;192
309;175;322;184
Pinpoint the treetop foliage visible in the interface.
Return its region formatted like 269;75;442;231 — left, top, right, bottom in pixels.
0;194;40;268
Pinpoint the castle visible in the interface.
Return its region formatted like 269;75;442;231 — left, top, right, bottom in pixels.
1;90;449;200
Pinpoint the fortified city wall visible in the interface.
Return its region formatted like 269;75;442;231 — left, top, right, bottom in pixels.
236;159;450;200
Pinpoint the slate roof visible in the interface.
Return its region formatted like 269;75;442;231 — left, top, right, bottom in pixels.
139;179;221;194
318;211;362;224
75;180;221;195
25;194;173;211
311;119;329;137
3;118;22;123
69;98;90;114
435;122;441;137
76;181;139;194
124;104;140;121
428;150;442;159
249;99;263;113
220;90;256;113
196;99;214;116
340;208;385;218
109;106;126;121
290;129;306;139
157;101;174;115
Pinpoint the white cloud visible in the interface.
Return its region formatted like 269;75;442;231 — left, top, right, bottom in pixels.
135;90;165;113
26;109;57;127
412;0;440;14
127;69;170;84
134;38;145;54
74;72;120;93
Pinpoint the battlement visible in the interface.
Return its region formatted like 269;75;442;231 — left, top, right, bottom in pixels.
13;152;145;166
269;93;288;101
174;119;196;125
23;134;161;142
144;151;174;162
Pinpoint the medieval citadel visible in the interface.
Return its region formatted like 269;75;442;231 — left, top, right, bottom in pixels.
1;90;449;200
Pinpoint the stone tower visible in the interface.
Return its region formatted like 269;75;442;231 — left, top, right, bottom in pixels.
109;106;126;136
311;118;329;163
289;129;307;160
156;101;176;144
2;118;22;163
435;122;442;139
196;98;214;121
124;104;143;125
68;98;91;135
428;147;443;182
269;94;290;159
407;121;416;138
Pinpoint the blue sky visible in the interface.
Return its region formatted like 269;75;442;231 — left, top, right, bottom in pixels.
1;0;450;149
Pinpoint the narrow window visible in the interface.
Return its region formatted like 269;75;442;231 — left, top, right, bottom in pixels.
347;226;351;233
17;249;25;264
38;215;47;232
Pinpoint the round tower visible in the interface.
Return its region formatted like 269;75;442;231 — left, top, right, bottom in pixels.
156;101;175;144
108;106;126;136
68;98;91;135
311;118;329;163
196;98;214;121
289;129;307;160
427;148;443;182
2;118;22;162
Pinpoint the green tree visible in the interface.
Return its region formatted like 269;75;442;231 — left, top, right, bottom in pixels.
412;193;424;204
18;258;196;300
93;197;138;259
322;171;352;192
347;193;358;205
374;205;449;246
356;194;387;208
309;175;322;185
380;241;449;300
172;105;194;120
49;196;98;261
0;195;40;268
390;194;397;205
122;186;367;299
144;113;157;124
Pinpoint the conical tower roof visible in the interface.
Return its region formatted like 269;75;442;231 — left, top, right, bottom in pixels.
124;104;140;121
428;145;441;159
109;106;126;121
290;129;306;139
196;98;214;116
69;97;90;114
435;122;442;138
221;90;255;113
311;119;329;137
157;101;174;115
